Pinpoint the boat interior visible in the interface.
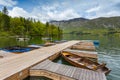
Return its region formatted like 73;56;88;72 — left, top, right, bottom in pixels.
62;52;109;71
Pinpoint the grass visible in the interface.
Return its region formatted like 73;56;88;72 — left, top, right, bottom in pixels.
63;27;120;35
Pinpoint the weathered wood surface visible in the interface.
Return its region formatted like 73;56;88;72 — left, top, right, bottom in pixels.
0;50;11;57
0;40;79;80
63;49;98;59
0;50;17;58
71;44;96;51
76;41;94;46
30;60;106;80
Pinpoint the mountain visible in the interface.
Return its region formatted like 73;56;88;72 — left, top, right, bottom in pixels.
50;18;89;29
49;17;120;34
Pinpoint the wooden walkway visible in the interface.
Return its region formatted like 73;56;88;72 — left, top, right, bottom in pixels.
0;50;17;58
63;49;98;59
30;60;106;80
76;41;94;46
0;40;79;80
71;41;96;51
71;44;96;51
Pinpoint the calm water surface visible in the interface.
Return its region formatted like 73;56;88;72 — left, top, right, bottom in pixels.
63;34;120;80
0;34;120;80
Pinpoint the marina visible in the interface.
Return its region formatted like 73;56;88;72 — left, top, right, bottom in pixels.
0;1;120;80
0;40;108;80
0;40;79;80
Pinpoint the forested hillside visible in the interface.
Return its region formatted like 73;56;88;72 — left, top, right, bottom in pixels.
50;17;120;35
0;7;62;37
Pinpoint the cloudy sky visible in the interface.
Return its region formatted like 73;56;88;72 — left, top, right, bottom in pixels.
0;0;120;22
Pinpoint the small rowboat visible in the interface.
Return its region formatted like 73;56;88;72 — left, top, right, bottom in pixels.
44;42;56;47
61;52;111;75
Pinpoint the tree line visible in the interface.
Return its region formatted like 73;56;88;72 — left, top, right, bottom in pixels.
0;6;62;38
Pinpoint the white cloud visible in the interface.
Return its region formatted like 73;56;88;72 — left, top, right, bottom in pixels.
86;6;101;13
43;9;80;21
32;7;80;22
8;0;120;22
85;1;120;19
0;0;17;7
33;3;81;22
8;2;81;23
9;7;30;18
56;9;80;20
41;3;59;11
86;10;120;19
100;11;120;18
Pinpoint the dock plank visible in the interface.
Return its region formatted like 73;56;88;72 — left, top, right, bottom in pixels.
30;60;106;80
76;41;94;46
63;49;98;58
71;43;96;51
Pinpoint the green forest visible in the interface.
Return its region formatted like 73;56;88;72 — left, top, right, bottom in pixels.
0;6;62;38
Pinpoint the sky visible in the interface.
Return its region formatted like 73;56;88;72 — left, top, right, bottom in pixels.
0;0;120;22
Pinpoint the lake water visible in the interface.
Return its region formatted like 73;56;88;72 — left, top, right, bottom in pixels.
63;34;120;80
0;34;120;80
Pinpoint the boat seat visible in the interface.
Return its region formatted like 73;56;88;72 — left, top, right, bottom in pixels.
66;55;70;57
92;65;98;70
78;58;84;62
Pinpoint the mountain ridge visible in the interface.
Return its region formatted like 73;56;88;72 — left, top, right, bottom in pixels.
50;17;89;22
49;16;120;34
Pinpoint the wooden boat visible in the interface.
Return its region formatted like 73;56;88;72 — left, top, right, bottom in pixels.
44;42;56;47
3;46;37;53
61;52;111;75
63;49;98;62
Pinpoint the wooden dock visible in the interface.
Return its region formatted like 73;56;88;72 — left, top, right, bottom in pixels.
76;41;95;46
63;49;98;59
0;40;79;80
0;40;106;80
71;41;96;51
71;43;96;51
30;59;106;80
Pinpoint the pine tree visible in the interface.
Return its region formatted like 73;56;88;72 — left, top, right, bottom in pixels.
2;6;8;15
45;22;49;37
1;6;10;31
